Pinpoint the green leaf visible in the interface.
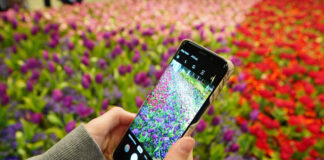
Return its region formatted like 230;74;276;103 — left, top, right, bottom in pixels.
45;127;66;139
238;133;256;154
47;113;63;127
210;143;226;160
21;119;38;141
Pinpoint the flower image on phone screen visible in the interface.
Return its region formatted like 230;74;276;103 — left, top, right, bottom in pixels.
130;59;215;159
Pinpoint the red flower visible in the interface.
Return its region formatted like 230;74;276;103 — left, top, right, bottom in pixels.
288;115;303;126
306;122;321;136
318;94;324;105
250;124;268;139
235;50;250;58
259;89;273;99
255;47;270;56
279;53;295;60
259;114;280;129
280;143;294;160
255;138;269;151
296;137;315;152
299;95;315;109
282;67;295;76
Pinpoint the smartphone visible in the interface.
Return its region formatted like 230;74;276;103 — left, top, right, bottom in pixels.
113;40;233;160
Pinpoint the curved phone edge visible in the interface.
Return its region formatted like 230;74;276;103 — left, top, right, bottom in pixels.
184;59;234;136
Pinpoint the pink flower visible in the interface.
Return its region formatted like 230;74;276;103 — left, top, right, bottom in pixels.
65;120;76;133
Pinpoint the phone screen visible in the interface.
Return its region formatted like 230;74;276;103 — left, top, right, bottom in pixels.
114;41;228;160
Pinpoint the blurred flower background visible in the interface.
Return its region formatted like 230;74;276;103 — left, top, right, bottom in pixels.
0;0;323;159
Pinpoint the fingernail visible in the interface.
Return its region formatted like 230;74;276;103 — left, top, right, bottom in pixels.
180;138;195;153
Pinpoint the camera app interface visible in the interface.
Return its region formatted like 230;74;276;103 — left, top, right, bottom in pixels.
123;49;216;160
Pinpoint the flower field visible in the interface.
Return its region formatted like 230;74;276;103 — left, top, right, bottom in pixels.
0;0;323;159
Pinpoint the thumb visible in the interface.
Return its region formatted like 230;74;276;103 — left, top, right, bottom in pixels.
165;137;195;160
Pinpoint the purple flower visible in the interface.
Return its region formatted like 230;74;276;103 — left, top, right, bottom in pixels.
215;47;231;54
98;59;106;69
199;30;205;40
163;38;169;46
95;73;103;84
238;73;246;81
26;80;33;92
26;58;41;69
65;120;76;133
152;134;158;139
132;38;139;46
132;128;140;135
62;95;72;108
230;56;242;66
232;83;247;92
31;26;39;35
20;64;28;74
118;37;126;45
250;109;259;121
83;39;95;50
11;18;18;29
82;74;92;89
161;53;169;61
52;89;63;102
196;119;207;132
67;42;75;50
126;64;132;73
210;26;216;34
105;40;110;47
33;11;42;23
134;72;146;85
136;96;143;108
26;112;43;124
223;130;235;142
118;65;126;75
113;86;123;99
240;122;249;133
126;41;133;50
83;51;90;58
14;33;21;43
195;23;204;30
76;103;94;117
11;45;17;53
81;56;89;66
132;50;140;63
30;70;40;80
21;33;27;40
155;69;164;80
43;50;49;60
142;28;154;36
1;94;9;105
48;61;56;73
53;53;60;63
111;45;122;58
0;34;3;42
229;143;239;152
64;65;73;76
208;105;214;115
69;22;77;30
212;116;221;126
101;99;109;110
141;43;148;51
0;83;7;97
32;132;46;142
103;32;110;39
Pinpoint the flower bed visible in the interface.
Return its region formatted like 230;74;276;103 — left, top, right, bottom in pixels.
0;0;323;159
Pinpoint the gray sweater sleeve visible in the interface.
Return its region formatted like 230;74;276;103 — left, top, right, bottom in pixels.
28;124;106;160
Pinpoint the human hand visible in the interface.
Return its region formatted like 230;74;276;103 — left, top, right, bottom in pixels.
85;107;194;160
165;137;195;160
85;107;135;159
